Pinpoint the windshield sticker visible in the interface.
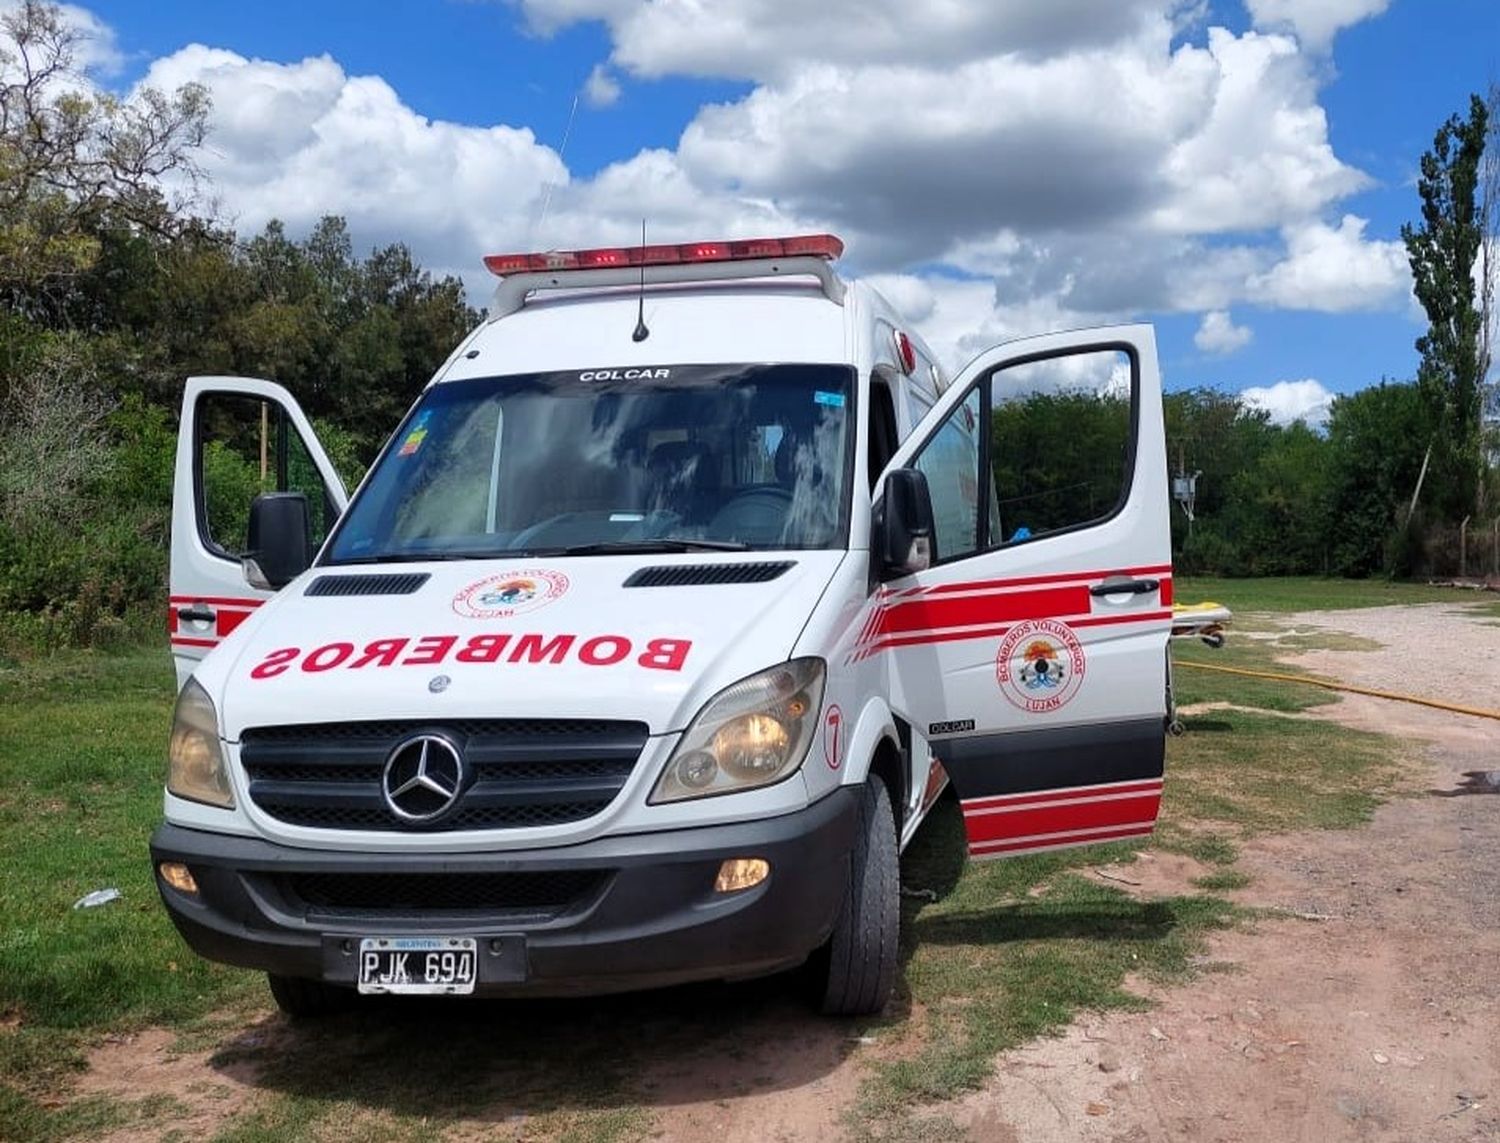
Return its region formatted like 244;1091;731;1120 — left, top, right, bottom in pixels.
248;633;692;678
995;619;1085;714
453;570;569;619
397;410;433;457
813;390;845;408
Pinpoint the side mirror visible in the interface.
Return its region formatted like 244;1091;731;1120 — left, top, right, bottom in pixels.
874;468;936;579
243;492;311;590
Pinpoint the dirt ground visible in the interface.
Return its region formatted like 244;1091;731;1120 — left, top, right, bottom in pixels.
77;603;1500;1142
954;603;1500;1143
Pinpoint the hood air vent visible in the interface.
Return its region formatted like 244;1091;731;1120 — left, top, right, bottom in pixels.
623;561;795;588
306;573;430;597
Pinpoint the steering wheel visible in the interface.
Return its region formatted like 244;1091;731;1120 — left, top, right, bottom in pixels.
709;487;793;544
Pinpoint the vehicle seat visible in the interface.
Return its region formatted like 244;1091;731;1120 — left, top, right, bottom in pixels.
646;440;721;525
774;428;823;490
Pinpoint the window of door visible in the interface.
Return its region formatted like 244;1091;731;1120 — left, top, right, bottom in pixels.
989;348;1134;546
196;393;335;560
904;345;1137;562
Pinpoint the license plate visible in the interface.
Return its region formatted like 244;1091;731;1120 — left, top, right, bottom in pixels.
357;937;477;995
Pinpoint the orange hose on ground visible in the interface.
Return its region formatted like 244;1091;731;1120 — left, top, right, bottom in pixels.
1174;660;1500;722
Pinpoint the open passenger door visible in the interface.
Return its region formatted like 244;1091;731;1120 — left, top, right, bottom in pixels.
867;326;1172;859
169;377;349;689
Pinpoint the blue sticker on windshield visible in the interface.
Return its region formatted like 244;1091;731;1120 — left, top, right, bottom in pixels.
814;391;845;408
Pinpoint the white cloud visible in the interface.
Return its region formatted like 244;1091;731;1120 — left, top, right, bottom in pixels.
582;62;620;107
1248;214;1409;312
1150;28;1369;234
79;1;1413;364
517;0;1171;82
1245;0;1391;52
1195;310;1253;354
1241;378;1334;427
137;46;569;274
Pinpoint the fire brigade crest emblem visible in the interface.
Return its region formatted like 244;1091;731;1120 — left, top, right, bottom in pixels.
996;619;1085;713
453;569;569;619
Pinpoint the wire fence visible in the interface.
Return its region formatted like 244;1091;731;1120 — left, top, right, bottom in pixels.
1412;517;1500;579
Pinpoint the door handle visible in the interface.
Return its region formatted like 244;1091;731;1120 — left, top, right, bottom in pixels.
1089;576;1159;597
176;604;216;624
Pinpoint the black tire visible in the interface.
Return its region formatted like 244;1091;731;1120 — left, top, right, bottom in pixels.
267;973;354;1019
816;779;900;1016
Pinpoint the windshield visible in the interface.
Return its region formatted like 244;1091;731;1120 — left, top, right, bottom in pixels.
325;363;855;562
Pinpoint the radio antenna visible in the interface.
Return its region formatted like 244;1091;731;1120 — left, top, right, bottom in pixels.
632;218;650;342
530;92;580;247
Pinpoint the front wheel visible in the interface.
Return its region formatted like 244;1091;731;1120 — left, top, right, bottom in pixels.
815;779;900;1016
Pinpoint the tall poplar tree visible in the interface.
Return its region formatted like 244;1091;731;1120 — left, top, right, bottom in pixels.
1401;94;1488;520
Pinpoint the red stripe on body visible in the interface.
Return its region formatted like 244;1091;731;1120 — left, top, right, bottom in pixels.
170;636;218;648
962;792;1162;847
216;609;252;637
872;585;1089;640
168;595;266;609
854;608;1173;659
971;824;1156;857
962;778;1163;813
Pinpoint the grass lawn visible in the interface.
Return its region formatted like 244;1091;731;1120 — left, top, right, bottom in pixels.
1176;574;1500;617
0;576;1473;1141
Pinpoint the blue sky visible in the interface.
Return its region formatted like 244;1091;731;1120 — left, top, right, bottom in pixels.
67;0;1500;422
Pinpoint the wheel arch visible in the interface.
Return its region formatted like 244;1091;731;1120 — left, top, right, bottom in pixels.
841;697;906;832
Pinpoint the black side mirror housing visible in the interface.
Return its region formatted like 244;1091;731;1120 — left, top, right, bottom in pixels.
874;468;936;580
243;492;312;590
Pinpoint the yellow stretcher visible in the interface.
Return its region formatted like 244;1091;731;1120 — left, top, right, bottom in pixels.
1171;600;1231;649
1166;601;1231;735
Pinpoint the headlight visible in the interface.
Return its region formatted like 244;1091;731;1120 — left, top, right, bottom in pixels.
651;659;826;803
167;678;234;808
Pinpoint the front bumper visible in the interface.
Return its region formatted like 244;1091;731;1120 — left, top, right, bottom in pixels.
150;787;857;996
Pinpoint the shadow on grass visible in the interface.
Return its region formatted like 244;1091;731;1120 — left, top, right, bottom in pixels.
1177;718;1236;734
204;802;971;1129
198;798;1199;1134
915;897;1181;947
1428;770;1500;797
208;975;852;1129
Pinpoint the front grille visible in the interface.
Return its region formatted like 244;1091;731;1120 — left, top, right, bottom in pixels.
241;719;648;832
278;870;609;919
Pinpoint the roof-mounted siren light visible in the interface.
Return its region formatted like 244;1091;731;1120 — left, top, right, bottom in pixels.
482;234;845;276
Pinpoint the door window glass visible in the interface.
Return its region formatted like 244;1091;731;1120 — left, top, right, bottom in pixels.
197;394;334;558
989;348;1133;545
911;387;982;562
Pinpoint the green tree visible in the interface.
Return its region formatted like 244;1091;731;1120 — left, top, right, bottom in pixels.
1324;383;1433;577
1401;94;1489;520
0;0;209;311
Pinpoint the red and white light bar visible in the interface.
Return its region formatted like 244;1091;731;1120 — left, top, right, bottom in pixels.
483;233;844;276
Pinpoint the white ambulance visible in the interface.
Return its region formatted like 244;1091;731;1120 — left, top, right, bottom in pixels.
153;234;1173;1017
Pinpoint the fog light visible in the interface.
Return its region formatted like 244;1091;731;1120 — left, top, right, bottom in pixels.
714;858;770;893
158;862;199;895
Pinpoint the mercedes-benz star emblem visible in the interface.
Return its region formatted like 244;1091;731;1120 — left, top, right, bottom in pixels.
381;734;466;824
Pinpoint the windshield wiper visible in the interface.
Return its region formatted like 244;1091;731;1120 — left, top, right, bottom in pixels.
550;539;752;556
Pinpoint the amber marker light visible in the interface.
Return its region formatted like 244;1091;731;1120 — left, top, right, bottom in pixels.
158;862;199;895
714;858;770;893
